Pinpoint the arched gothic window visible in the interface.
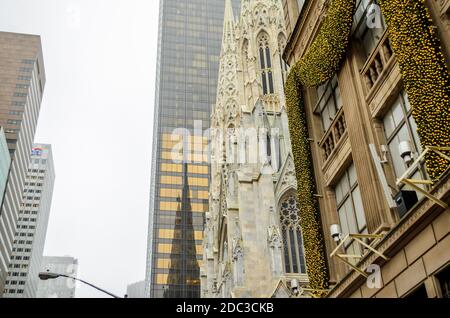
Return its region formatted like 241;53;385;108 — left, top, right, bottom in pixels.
279;193;306;274
258;33;274;95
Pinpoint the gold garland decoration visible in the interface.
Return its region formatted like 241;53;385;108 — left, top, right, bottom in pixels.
285;0;450;296
378;0;450;181
286;66;330;297
284;0;357;296
298;0;357;87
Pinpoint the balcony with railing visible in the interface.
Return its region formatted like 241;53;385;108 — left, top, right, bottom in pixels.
361;30;395;98
319;108;348;162
439;0;450;15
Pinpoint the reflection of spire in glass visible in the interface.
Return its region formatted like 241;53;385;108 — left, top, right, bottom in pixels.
145;0;241;298
163;164;199;297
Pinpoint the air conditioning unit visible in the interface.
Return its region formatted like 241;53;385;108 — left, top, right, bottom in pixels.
395;190;418;219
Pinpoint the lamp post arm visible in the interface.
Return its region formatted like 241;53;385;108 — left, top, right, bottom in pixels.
59;274;121;298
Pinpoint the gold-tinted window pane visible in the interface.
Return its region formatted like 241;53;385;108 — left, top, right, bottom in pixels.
157;258;182;269
158;229;183;239
161;151;183;161
191;203;208;213
160;176;182;185
157;258;171;269
161;163;183;172
158;229;175;239
197;191;209;199
194;231;203;240
188;177;209;187
160;188;182;198
157;243;172;253
188;165;209;174
156;274;168;285
160;201;179;211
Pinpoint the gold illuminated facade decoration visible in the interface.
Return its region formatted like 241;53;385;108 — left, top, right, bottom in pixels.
282;0;450;298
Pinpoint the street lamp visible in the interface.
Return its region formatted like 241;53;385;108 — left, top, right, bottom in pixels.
38;271;121;298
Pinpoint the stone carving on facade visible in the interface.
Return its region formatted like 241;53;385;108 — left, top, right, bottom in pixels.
232;239;244;286
267;206;283;277
275;154;298;200
267;225;282;249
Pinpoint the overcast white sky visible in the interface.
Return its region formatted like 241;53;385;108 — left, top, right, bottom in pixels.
0;0;159;297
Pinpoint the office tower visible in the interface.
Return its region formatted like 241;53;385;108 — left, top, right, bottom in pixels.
3;144;55;298
126;280;147;298
282;0;450;297
0;32;46;293
37;256;78;298
146;0;240;298
202;0;308;298
0;128;11;208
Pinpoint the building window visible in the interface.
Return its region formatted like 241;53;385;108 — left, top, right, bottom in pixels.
335;163;367;255
437;266;450;298
279;193;307;274
383;91;425;181
11;101;25;107
353;0;387;58
405;284;428;298
7;119;21;125
315;75;343;133
258;33;274;95
19;67;32;73
21;59;35;65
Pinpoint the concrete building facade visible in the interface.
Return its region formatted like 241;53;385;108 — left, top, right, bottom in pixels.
0;32;46;293
201;0;308;298
3;144;55;297
281;0;450;298
126;280;147;298
37;256;78;298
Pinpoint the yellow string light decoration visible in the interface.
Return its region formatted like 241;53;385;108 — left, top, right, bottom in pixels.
284;0;357;297
285;0;450;298
298;0;357;87
286;66;330;297
378;0;450;181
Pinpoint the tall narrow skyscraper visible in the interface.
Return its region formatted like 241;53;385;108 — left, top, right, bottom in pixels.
3;144;55;298
0;32;46;293
146;0;240;298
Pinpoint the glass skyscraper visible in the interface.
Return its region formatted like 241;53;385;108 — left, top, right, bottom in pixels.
146;0;240;298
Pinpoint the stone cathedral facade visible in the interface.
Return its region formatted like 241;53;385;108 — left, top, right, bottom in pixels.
201;0;308;298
